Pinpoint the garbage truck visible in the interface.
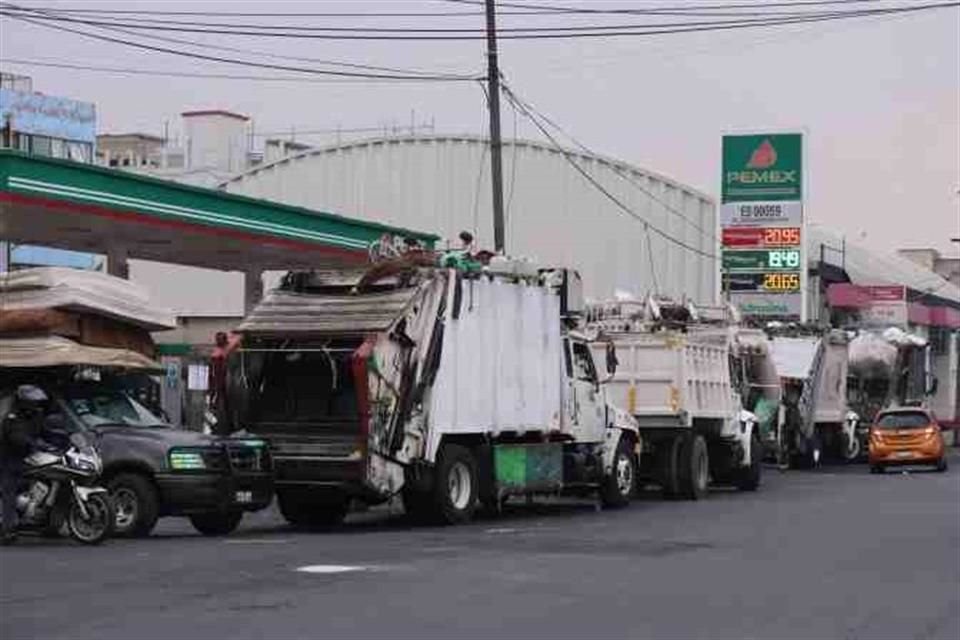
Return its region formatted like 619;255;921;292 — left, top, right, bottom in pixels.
767;326;856;466
846;327;939;457
218;257;641;525
583;297;774;500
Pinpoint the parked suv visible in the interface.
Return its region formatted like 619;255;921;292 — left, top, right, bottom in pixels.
4;370;274;536
869;407;947;474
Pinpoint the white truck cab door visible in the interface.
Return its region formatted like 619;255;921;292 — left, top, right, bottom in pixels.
566;339;606;442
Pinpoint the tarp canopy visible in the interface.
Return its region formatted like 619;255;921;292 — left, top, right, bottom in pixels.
0;267;176;331
0;336;162;371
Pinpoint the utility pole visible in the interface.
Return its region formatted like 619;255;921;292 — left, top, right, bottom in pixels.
485;0;506;253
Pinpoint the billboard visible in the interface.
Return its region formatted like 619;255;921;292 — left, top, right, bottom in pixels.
0;88;96;143
721;133;805;320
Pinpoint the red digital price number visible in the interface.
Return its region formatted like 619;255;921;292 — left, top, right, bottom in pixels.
761;227;801;246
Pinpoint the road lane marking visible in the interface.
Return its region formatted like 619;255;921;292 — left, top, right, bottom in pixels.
295;565;369;574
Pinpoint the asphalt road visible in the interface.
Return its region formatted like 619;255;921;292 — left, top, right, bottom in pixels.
2;457;959;640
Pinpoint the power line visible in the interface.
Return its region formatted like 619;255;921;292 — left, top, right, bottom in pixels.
499;80;718;261
0;4;479;78
0;57;476;84
0;13;484;81
1;3;924;32
14;0;912;18
14;5;477;77
502;82;717;243
3;2;956;40
444;0;916;14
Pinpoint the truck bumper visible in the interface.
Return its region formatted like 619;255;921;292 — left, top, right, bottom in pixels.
156;472;274;515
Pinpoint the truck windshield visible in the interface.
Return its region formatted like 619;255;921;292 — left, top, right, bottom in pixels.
62;385;168;429
875;411;931;430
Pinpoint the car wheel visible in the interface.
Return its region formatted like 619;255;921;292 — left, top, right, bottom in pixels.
189;511;243;536
935;457;948;473
108;473;159;537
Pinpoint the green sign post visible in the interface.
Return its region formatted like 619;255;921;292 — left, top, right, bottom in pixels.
722;133;802;203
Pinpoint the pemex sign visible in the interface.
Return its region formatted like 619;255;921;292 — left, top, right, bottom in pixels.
722;134;802;203
720;132;805;320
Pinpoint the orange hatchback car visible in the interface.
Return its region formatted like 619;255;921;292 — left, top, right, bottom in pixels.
869;408;948;474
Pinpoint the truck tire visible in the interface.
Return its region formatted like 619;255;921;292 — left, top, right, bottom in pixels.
660;435;683;499
277;488;348;529
736;431;762;491
189;511;243;536
108;473;159;537
432;444;479;525
678;434;709;501
601;436;637;508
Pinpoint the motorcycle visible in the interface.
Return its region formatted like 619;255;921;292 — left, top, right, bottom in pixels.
13;432;114;544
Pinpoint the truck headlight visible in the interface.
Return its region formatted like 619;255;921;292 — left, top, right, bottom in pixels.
169;449;206;470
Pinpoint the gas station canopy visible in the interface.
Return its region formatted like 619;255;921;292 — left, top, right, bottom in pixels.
0;150;436;272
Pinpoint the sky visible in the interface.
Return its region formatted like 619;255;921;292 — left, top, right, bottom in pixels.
1;0;958;257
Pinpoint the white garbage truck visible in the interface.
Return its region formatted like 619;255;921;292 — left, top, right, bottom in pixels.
220;258;641;525
768;327;857;466
584;298;773;500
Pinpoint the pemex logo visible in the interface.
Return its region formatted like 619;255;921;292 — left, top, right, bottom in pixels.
746;139;778;169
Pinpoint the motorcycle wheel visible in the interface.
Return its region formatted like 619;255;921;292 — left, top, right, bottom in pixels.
67;493;114;545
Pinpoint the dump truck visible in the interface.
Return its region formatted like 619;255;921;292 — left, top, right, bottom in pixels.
584;298;773;500
847;328;939;456
220;258;641;525
768;327;857;466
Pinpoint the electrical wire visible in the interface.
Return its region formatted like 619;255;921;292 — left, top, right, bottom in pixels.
0;13;484;81
8;6;478;77
2;2;956;40
0;57;477;84
500;81;718;261
501;82;717;244
11;0;893;18
1;3;926;32
0;3;480;78
443;0;917;14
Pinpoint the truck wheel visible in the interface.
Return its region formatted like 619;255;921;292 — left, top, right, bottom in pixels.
678;434;709;501
277;489;348;529
108;473;159;537
189;511;243;536
601;436;636;508
660;436;683;499
432;444;478;525
736;431;762;491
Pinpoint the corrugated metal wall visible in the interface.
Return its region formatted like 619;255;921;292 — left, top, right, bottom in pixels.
222;135;717;303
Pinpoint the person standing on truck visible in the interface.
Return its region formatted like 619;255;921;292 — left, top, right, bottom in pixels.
208;332;231;435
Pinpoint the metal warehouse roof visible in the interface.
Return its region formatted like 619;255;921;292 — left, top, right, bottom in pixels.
808;224;960;304
221;134;718;305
